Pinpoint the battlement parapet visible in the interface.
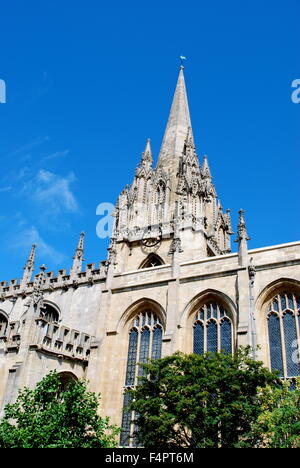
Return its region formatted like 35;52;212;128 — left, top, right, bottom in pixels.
0;261;107;300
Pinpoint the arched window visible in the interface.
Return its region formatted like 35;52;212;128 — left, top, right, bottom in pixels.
267;292;300;379
41;304;59;323
139;254;164;269
120;311;163;447
193;302;233;355
58;371;77;392
0;312;8;338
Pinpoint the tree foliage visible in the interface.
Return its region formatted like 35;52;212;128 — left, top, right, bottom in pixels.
127;348;279;448
0;371;119;448
253;380;300;448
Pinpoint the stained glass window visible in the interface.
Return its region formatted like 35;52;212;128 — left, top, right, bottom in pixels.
193;302;233;355
121;310;163;446
267;292;300;380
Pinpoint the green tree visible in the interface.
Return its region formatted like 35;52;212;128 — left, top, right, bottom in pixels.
127;348;279;448
253;380;300;448
0;371;119;448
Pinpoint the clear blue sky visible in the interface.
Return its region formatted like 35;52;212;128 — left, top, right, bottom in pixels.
0;0;299;281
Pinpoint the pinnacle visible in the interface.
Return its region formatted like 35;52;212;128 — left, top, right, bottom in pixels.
141;138;153;165
202;155;212;179
156;67;192;174
236;209;250;241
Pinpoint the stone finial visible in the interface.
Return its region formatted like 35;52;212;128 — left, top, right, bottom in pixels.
235;209;250;267
21;244;36;288
236;209;250;242
29;265;47;310
70;232;85;276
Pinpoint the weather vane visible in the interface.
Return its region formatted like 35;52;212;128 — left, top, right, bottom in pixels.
180;55;187;68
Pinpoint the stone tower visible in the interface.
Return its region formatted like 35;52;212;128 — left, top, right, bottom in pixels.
112;66;233;274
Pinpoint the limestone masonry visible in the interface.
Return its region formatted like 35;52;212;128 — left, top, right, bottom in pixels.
0;67;299;446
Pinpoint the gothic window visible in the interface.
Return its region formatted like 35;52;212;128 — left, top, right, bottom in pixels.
193;302;233;355
0;312;8;337
120;311;163;447
267;292;300;379
139;254;164;269
41;304;59;323
58;372;77;392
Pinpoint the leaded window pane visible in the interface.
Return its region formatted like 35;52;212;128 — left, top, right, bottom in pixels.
139;328;150;375
280;294;287;311
268;314;284;377
122;311;163;447
283;312;299;377
220;319;232;354
142;312;146;326
207;321;218;353
125;329;138;386
267;293;300;381
152;327;162;360
194;322;204;355
193;303;233;355
120;392;132;447
287;294;294;311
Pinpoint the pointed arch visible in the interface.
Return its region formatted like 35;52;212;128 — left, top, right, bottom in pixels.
41;301;61;323
255;278;300;310
58;371;78;391
180;289;237;325
117;298;166;333
139;253;164;269
179;289;237;355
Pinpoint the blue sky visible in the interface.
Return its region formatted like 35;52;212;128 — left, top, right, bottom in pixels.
0;0;299;281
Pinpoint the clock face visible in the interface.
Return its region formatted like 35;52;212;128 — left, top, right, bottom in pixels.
141;237;161;248
140;229;162;254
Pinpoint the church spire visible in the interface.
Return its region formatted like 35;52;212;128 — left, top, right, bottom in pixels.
70;232;85;276
156;67;193;178
21;244;36;288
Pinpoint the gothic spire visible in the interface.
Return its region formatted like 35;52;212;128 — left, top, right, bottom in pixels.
70;232;85;276
156;67;194;177
141;138;153;167
21;244;36;287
